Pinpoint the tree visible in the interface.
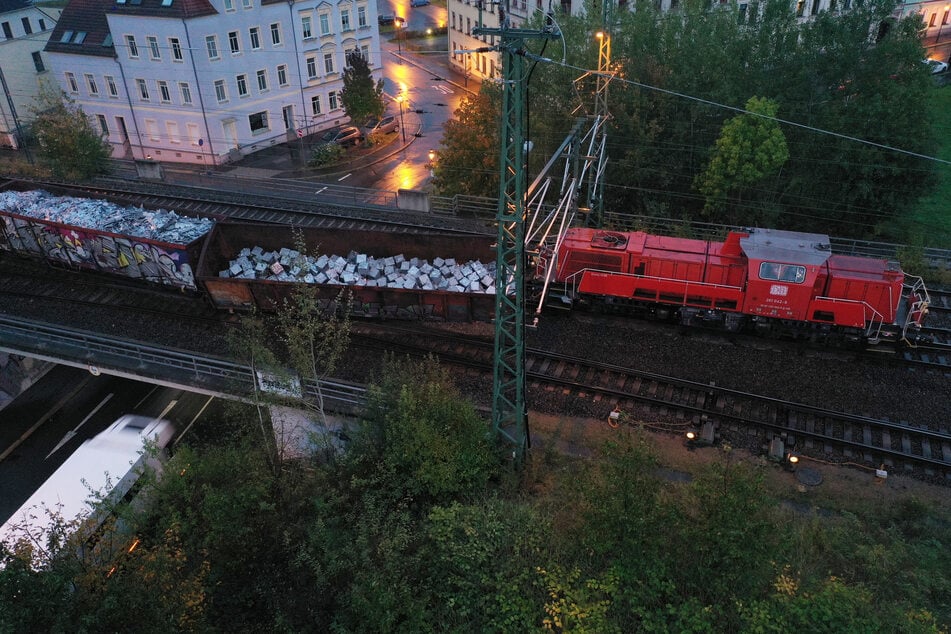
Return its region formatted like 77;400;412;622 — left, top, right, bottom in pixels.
339;50;385;126
512;0;933;238
433;82;501;197
695;96;789;223
30;87;111;180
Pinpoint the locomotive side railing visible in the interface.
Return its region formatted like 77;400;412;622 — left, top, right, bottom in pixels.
560;268;745;307
811;296;885;343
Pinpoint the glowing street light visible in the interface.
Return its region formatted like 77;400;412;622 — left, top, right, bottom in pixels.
396;20;403;64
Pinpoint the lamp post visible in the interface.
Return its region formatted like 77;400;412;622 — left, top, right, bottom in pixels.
396;96;406;142
427;148;436;178
396;20;403;64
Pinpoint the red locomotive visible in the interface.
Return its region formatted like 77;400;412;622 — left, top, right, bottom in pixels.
535;227;930;346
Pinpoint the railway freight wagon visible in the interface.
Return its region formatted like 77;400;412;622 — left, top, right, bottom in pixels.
0;184;215;291
196;222;498;321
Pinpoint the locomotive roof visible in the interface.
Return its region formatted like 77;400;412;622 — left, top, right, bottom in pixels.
739;228;832;266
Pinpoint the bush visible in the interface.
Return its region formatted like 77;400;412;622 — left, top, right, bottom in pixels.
307;143;344;167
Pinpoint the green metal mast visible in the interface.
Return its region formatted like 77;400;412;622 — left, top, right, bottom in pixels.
473;5;558;459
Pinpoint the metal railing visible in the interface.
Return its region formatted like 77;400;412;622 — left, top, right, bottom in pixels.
0;315;367;412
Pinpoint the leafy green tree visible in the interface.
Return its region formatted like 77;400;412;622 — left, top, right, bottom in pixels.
516;0;933;238
695;96;789;223
339;50;385;126
30;87;111;180
433;82;501;197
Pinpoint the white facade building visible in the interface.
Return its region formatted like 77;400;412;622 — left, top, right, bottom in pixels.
0;0;61;149
45;0;380;165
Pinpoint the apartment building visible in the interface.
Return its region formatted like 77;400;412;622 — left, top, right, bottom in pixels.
44;0;380;165
0;0;61;149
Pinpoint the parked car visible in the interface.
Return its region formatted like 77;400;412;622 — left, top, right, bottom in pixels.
923;58;948;74
318;126;363;147
378;14;405;25
363;115;399;136
410;0;430;6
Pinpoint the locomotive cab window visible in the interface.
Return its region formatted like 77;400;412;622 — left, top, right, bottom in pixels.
759;262;805;283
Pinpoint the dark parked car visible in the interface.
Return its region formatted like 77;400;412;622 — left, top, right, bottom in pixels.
378;14;405;25
363;115;399;136
318;126;363;147
410;0;430;6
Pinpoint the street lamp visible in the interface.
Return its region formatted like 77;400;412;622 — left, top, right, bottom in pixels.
396;96;406;142
396;20;403;64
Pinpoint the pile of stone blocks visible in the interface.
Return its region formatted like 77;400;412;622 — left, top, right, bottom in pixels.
220;246;498;294
0;189;214;243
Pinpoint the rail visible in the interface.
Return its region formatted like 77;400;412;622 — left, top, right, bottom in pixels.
0;315;367;412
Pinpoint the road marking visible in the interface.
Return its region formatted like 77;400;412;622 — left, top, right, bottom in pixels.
338;173;352;181
315;187;327;195
135;385;160;409
173;396;215;448
46;392;114;459
158;399;178;420
0;375;94;463
433;84;453;95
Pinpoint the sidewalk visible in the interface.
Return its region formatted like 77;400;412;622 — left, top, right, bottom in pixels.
217;35;477;180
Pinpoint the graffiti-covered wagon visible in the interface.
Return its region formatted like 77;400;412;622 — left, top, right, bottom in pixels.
0;186;215;291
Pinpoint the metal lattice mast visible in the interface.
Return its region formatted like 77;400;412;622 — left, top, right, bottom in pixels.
474;5;557;459
585;0;615;228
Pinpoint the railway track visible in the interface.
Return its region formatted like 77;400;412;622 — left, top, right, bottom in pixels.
0;254;221;326
350;322;951;481
4;177;493;236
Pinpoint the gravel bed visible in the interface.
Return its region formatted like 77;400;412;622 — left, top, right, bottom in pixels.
4;287;947;432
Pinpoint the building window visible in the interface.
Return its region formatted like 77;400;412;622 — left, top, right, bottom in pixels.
306;56;317;79
31;51;45;72
243;0;253;7
277;64;288;86
39;18;46;31
249;111;268;132
136;78;149;100
249;26;260;49
186;122;200;146
2;23;12;39
256;69;268;91
358;6;367;27
96;114;108;136
361;44;369;60
147;35;160;60
324;52;334;74
85;73;98;95
65;72;78;93
166;121;181;144
328;91;338;110
158;80;171;102
237;74;248;97
319;13;330;35
206;35;219;60
228;30;240;53
214;79;227;102
311;95;321;115
341;10;351;31
126;34;138;58
270;22;282;45
106;75;118;97
21;17;32;35
145;119;159;141
224;0;234;9
302;15;312;38
930;12;938;27
180;82;192;104
170;37;183;61
796;0;804;15
944;8;950;24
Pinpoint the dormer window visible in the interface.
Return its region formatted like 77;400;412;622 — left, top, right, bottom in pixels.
73;32;86;44
60;30;74;43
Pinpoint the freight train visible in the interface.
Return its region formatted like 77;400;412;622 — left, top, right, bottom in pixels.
534;227;930;346
0;183;931;345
